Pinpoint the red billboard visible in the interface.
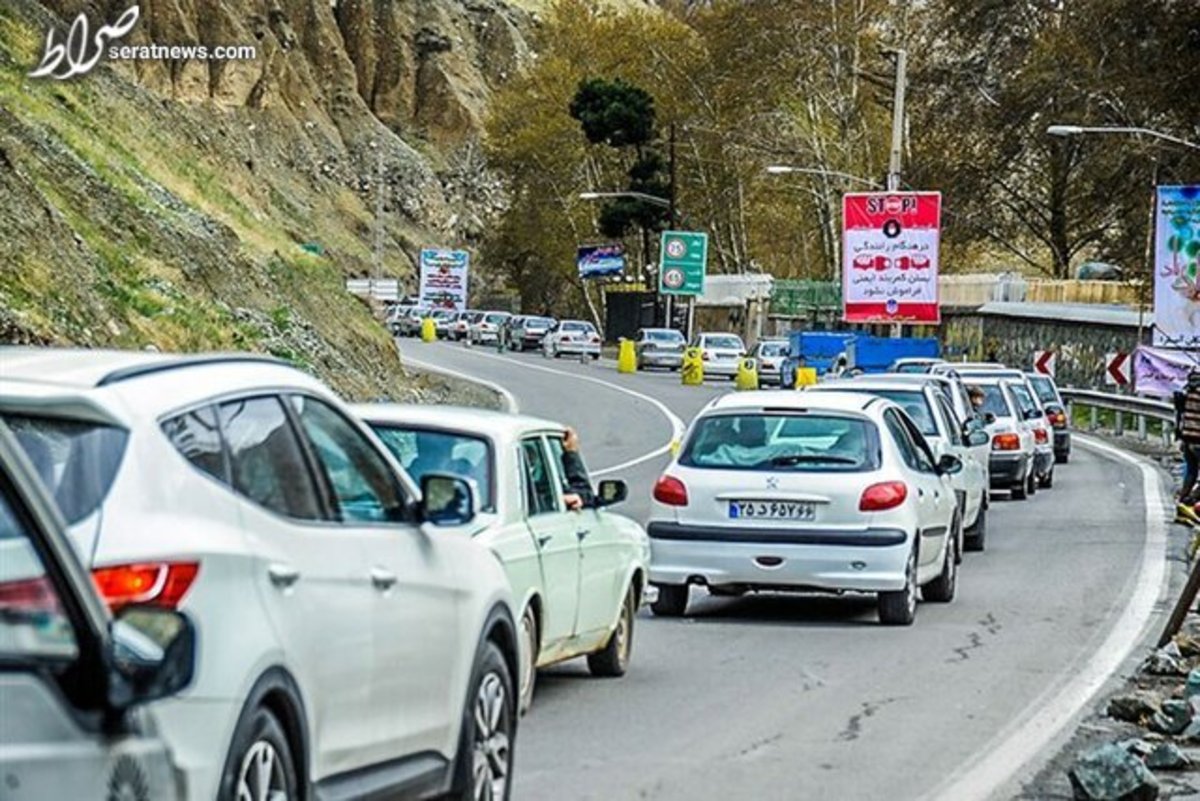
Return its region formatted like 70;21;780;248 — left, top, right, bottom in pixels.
843;192;942;324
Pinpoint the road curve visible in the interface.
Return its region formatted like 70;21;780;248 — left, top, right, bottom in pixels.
403;340;1168;801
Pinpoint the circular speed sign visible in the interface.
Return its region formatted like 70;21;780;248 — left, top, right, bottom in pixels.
665;238;687;259
663;267;686;289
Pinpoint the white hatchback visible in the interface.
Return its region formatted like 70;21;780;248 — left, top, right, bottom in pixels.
648;391;963;625
0;349;521;801
692;332;746;379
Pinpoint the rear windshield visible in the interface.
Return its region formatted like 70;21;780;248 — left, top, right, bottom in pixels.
4;415;129;525
562;321;594;332
679;413;879;472
758;342;788;356
894;363;931;374
1009;384;1040;416
1029;376;1058;405
371;425;494;511
704;335;743;350
977;385;1012;418
865;390;937;436
485;313;509;324
524;317;554;328
646;330;684;343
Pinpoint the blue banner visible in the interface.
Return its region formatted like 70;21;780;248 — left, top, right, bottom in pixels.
577;244;625;279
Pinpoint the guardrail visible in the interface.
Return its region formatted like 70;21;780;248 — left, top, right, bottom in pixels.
1060;387;1175;443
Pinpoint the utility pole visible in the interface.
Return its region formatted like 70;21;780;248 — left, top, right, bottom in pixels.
666;122;677;330
373;141;385;298
886;49;907;338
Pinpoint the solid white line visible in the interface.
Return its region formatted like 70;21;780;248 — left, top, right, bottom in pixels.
402;352;519;413
925;434;1171;801
418;344;686;477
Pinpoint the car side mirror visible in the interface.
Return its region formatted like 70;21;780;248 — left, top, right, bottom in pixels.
966;429;990;448
107;606;196;710
419;473;477;527
596;479;628;507
937;454;963;475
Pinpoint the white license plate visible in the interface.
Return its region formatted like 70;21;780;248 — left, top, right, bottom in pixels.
729;500;816;521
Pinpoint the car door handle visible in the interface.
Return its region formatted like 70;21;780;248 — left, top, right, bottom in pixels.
537;535;552;548
577;529;590;541
268;563;300;588
917;488;925;498
370;568;398;592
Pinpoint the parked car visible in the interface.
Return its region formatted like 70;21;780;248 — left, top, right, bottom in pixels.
0;420;197;801
544;320;602;359
811;377;991;551
450;310;478;341
396;306;428;337
752;339;790;387
429;308;459;339
647;390;963;625
508;316;556;352
470;311;512;345
0;349;521;801
889;357;946;374
1026;371;1072;463
692;332;746;380
356;404;651;712
634;328;686;371
970;375;1039;499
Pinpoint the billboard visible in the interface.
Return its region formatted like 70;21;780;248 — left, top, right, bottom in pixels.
577;244;626;279
418;249;469;310
843;192;941;324
1154;186;1200;349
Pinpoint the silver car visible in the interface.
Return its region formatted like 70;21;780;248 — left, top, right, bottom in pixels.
0;422;197;801
634;328;686;370
752;339;790;387
693;332;746;379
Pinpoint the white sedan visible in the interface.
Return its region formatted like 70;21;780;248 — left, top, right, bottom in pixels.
356;404;651;711
543;320;602;359
647;390;963;625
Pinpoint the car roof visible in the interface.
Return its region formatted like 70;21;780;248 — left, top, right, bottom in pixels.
934;362;1007;372
893;357;943;363
702;389;887;415
560;319;592;325
873;373;954;386
814;378;935;394
0;347;285;389
352;403;565;440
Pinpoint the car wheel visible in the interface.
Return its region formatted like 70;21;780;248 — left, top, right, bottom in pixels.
878;545;917;625
924;515;959;603
964;503;987;552
517;605;538;715
219;707;297;801
1056;451;1070;465
650;583;688;617
1041;466;1054;489
1011;477;1027;500
1026;470;1038;497
588;585;636;678
448;641;515;801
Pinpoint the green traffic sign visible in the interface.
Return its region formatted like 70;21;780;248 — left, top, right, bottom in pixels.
658;231;708;296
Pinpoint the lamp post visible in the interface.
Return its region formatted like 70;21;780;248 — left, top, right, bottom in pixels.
765;166;882;188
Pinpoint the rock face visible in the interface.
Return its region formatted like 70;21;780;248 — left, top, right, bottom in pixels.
1069;744;1160;801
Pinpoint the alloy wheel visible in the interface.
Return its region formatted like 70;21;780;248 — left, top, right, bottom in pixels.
236;741;288;801
472;672;511;801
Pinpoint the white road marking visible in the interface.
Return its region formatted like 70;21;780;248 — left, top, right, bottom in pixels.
402;352;519;413
410;343;686;477
924;434;1171;801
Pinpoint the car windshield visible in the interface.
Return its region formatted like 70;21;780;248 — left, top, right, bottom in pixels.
485;313;509;324
679;413;878;472
863;390;937;436
1029;376;1059;405
646;330;684;343
704;335;742;350
370;425;493;511
4;414;129;526
758;342;788;357
977;385;1013;419
525;317;553;328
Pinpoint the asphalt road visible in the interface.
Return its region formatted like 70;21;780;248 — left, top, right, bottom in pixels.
404;339;1162;801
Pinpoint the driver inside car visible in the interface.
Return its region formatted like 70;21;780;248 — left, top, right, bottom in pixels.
558;427;595;511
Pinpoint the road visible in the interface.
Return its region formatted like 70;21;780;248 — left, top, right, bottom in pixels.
404;340;1165;801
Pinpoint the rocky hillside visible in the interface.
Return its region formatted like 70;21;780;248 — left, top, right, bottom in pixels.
0;0;533;399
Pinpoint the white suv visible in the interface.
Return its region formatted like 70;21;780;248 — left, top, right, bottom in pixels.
0;349;520;801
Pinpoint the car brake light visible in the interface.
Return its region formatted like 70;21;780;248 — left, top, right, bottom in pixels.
0;576;59;614
859;481;908;512
1048;411;1067;428
1034;428;1049;445
992;433;1021;451
653;475;689;506
92;562;200;611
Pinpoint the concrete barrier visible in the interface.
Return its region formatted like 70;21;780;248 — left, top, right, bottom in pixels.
617;339;637;374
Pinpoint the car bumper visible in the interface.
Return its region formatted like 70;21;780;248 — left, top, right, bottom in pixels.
475;331;499;343
640;351;684;367
758;367;782;384
557;342;601;355
1053;430;1071;456
703;361;739;377
1033;448;1054;476
647;522;912;592
989;452;1028;486
521;335;547;348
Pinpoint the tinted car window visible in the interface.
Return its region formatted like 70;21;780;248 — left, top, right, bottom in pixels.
290;397;408;524
4;415;129;526
371;425;493;511
680;414;878;472
521;439;560;515
162;406;226;483
218;397;324;521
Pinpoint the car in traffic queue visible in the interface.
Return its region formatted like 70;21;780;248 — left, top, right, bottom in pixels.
0;420;198;801
692;332;746;380
647;390;964;625
508;316;557;352
1026;371;1072;463
429;308;459;339
0;349;522;801
355;404;651;713
395;306;428;337
969;375;1040;499
450;310;478;341
633;328;686;371
810;376;992;552
751;339;790;387
888;357;947;374
469;311;512;346
543;320;602;360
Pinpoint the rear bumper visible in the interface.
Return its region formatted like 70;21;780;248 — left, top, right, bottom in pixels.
703;361;739;377
556;342;601;355
1053;430;1071;456
647;521;912;592
640;351;684;367
989;452;1028;486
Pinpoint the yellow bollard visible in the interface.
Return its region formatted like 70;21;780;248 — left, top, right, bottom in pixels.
420;317;437;342
735;357;759;391
617;338;637;374
681;347;704;386
794;366;818;388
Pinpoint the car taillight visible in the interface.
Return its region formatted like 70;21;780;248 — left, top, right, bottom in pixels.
1034;428;1049;445
0;576;59;614
92;562;199;611
992;433;1021;451
859;481;908;512
653;475;689;506
1048;411;1067;428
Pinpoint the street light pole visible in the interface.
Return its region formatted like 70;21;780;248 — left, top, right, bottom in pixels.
886;48;908;192
1046;124;1200;152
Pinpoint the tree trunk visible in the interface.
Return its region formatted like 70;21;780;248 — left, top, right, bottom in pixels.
1048;145;1071;278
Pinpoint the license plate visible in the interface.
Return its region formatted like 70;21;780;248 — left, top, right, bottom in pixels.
728;500;816;521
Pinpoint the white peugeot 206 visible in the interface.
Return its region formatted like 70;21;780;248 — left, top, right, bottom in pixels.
354;404;651;713
647;391;963;625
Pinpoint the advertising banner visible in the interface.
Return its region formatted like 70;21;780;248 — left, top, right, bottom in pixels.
1133;345;1198;398
843;192;941;324
1154;186;1200;349
577;244;626;279
418;248;469;310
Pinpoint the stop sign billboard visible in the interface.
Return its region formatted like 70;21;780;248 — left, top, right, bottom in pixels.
843;192;942;324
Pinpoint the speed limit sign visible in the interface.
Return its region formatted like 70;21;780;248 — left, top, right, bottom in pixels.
662;268;685;290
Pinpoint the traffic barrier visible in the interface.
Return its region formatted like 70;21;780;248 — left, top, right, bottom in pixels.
681;347;704;385
735;357;758;391
617;339;637;374
794;366;818;388
420;317;437;342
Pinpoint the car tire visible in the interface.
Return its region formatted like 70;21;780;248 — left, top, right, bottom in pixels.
1056;451;1070;465
924;516;959;603
219;707;298;801
878;545;917;626
1026;470;1038;497
964;503;987;552
517;605;538;715
588;586;636;678
650;583;688;617
1041;466;1055;489
1011;478;1027;500
447;641;515;801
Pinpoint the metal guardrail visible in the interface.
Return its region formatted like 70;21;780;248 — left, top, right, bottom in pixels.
1060;387;1175;443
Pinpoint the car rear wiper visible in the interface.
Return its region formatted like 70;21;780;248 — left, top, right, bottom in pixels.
769;454;859;466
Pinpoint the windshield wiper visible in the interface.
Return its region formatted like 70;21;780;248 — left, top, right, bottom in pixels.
769;454;859;466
